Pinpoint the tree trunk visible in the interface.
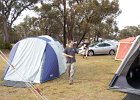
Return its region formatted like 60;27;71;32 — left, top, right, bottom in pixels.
67;32;73;41
63;0;67;47
77;31;87;47
3;19;9;43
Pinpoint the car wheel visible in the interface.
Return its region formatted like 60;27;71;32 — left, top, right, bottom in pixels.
88;50;94;56
109;50;115;55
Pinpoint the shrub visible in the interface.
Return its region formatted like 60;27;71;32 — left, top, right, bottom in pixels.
0;42;12;50
4;43;12;50
0;42;4;49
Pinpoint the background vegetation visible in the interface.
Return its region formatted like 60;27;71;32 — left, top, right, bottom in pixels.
0;0;121;47
1;0;140;48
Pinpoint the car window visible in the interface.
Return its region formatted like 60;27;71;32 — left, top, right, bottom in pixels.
98;43;105;47
89;43;98;47
98;43;111;47
105;43;111;46
89;44;94;47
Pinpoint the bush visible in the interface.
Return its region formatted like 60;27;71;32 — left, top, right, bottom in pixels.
4;43;12;50
0;42;4;49
0;42;12;50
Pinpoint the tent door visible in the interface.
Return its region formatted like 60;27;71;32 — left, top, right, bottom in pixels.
126;54;140;89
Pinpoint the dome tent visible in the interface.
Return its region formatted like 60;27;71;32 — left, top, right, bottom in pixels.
2;35;66;87
109;35;140;96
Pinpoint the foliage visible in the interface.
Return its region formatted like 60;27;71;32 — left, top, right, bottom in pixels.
13;16;41;39
46;0;120;44
119;25;140;39
0;42;12;50
0;0;41;42
12;0;120;46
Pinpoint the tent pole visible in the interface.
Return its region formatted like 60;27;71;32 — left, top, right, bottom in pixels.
0;50;48;100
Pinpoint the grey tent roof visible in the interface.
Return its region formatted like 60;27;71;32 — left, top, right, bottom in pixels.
123;94;140;100
109;35;140;95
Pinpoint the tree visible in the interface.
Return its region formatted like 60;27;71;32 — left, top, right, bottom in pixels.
119;26;140;39
35;3;64;41
49;0;120;43
0;0;40;42
66;0;121;45
13;16;40;39
12;0;121;47
86;0;120;42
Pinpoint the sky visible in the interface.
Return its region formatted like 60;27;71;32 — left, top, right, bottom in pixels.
117;0;140;29
14;0;140;30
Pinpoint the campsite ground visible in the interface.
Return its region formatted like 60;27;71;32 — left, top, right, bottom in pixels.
0;52;125;100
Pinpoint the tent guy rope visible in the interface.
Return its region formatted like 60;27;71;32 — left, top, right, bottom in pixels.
0;50;48;100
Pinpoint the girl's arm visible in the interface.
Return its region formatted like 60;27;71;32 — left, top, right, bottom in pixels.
62;53;73;58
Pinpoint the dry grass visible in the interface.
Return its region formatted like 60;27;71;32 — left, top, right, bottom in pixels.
0;52;126;100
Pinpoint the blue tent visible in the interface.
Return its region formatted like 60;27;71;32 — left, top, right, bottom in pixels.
3;35;66;87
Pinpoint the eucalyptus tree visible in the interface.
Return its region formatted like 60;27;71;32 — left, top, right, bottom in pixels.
85;0;120;41
119;26;140;39
0;0;41;42
18;0;120;47
66;0;120;45
35;3;64;41
13;16;40;39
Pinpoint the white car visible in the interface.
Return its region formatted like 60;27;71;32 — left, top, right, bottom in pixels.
87;42;117;56
104;40;118;46
78;43;97;55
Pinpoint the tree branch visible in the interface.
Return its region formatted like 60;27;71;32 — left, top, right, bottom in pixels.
10;2;34;27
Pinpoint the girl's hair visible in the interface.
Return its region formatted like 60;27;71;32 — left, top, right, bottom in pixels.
67;40;73;44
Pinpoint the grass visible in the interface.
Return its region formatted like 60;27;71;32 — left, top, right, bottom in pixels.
0;53;126;100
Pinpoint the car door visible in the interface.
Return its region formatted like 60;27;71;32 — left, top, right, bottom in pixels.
94;43;111;54
103;43;112;54
94;43;105;54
